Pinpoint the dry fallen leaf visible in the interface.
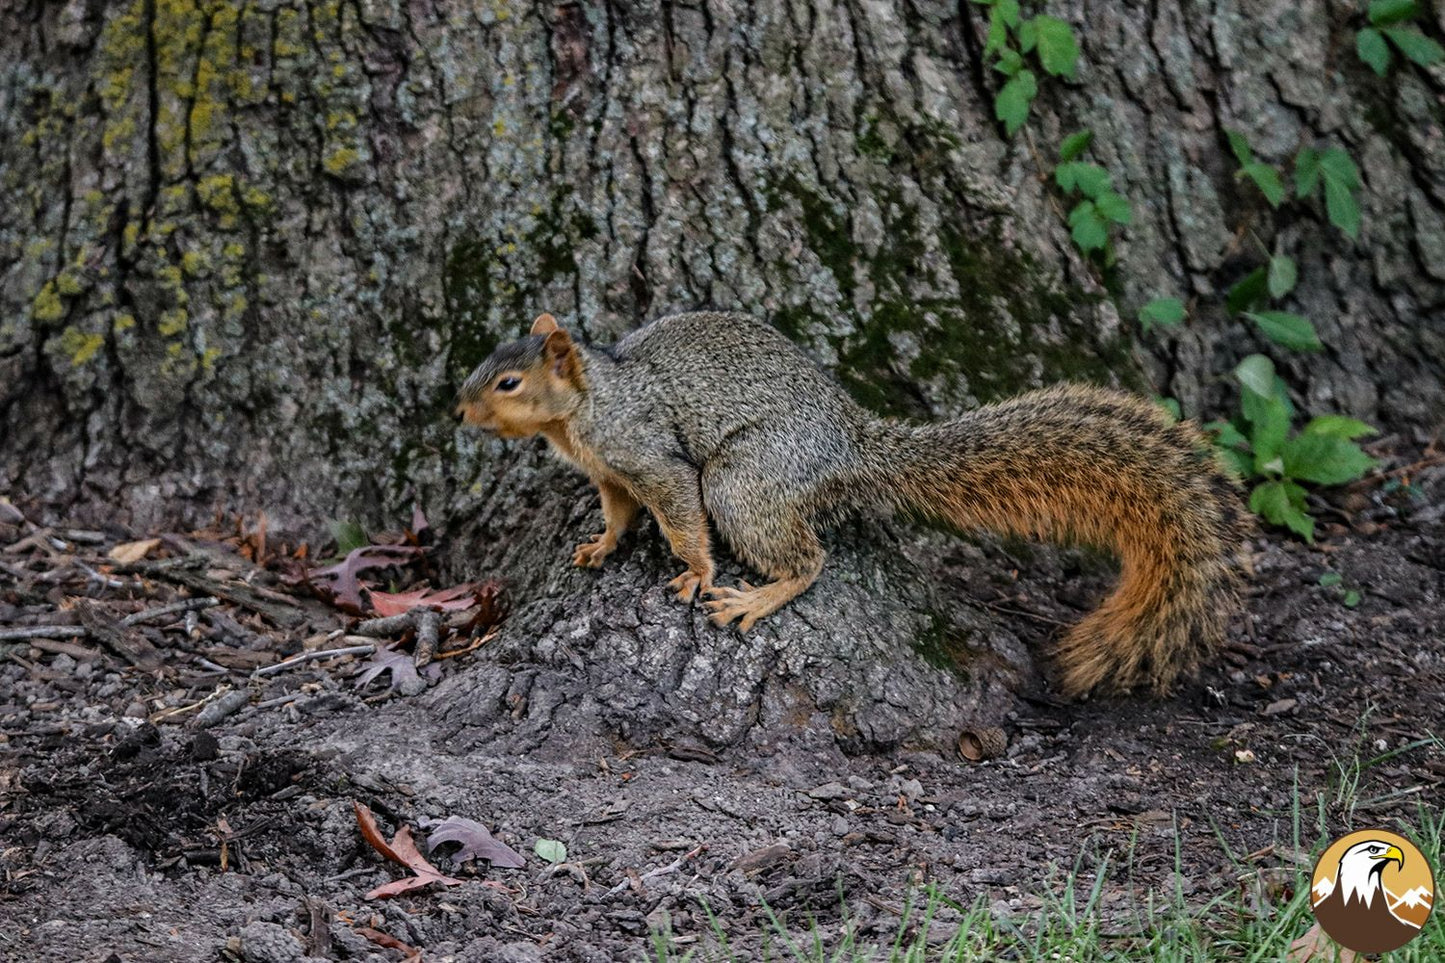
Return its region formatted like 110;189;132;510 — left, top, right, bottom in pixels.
354;926;421;960
354;646;429;694
368;583;482;618
426;816;526;869
354;800;464;900
108;538;161;563
303;544;426;610
1287;922;1358;962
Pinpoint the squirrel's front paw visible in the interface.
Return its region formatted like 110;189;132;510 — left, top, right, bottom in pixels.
667;568;711;603
573;533;617;568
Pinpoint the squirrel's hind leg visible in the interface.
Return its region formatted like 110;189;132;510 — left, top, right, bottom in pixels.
702;510;826;632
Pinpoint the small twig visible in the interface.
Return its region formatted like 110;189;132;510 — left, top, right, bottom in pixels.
77;600;163;670
254;692;304;710
0;624;88;642
30;638;103;660
982;600;1072;627
119;558;305;627
353;613;418;637
435;625;499;660
413;610;442;668
603;845;705;898
251;644;376;677
194;689;252;728
75;561;126;589
119;596;220;626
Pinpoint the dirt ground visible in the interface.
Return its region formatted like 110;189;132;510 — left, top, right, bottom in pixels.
1;458;1442;963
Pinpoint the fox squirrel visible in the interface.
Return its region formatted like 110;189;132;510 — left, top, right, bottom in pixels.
455;311;1247;697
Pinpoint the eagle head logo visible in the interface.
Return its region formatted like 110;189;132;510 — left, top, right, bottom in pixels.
1310;829;1434;955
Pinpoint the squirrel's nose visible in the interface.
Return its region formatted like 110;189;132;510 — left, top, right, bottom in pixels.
452;407;465;423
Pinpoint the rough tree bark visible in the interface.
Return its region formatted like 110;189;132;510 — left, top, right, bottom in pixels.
2;0;1441;750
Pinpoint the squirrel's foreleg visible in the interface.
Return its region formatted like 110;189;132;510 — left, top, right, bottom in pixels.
573;479;641;568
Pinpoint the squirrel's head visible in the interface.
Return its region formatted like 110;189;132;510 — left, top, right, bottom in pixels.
454;314;586;439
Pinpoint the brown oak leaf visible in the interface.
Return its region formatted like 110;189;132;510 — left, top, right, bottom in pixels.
353;800;463;900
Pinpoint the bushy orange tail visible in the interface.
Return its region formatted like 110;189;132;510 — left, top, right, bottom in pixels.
859;385;1249;697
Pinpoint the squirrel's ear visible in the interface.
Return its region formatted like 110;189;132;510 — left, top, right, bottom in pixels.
543;329;582;382
531;313;559;336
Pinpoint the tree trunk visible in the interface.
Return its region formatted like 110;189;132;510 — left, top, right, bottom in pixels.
2;0;1440;749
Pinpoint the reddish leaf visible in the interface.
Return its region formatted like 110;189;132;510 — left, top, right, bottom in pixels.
426;816;526;868
353;800;409;866
369;582;482;618
353;801;463;901
354;926;420;959
365;876;448;900
308;544;425;609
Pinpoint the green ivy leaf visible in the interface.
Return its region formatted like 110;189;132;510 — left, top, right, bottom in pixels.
1323;177;1361;239
1248;397;1291;470
1383;26;1445;66
1303;415;1379;440
985;8;1009;54
996;0;1021;27
1055;161;1112;198
1155;396;1182;422
1294;148;1321;198
1369;0;1419;27
1068;200;1109;252
1031;15;1080;78
1017;17;1036;52
1225;130;1254;166
534;838;567;864
995;47;1024;76
1317;148;1362;238
1241;163;1286;207
1234;353;1278;399
1094;190;1132;224
1236;355;1292;468
995;69;1036;136
1356;27;1392;74
1227;267;1269;314
1249;480;1315;541
1343;589;1361;608
1318;571;1343;588
1281;433;1377;485
1139;297;1186;332
1267;255;1298;299
1058;129;1093;162
1319;148;1361;190
1245;311;1321;351
1205;419;1250;451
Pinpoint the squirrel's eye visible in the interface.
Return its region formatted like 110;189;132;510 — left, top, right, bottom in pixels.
495;377;521;392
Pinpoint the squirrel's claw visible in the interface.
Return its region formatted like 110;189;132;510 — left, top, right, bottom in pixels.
704;585;765;633
668;569;710;603
573;533;617;568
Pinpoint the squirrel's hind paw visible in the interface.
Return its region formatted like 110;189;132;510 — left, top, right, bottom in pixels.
704;583;775;633
573;533;618;568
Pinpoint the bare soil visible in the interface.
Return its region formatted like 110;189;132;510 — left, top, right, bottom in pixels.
1;460;1441;963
